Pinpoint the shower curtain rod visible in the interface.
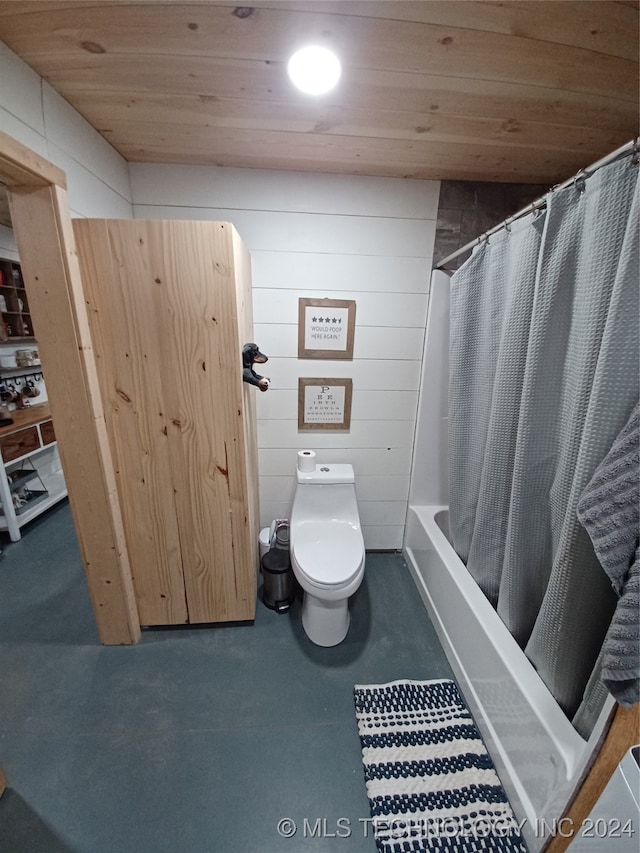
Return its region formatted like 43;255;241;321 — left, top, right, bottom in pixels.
435;138;639;270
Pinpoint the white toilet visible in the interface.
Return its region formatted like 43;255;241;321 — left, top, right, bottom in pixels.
289;458;365;647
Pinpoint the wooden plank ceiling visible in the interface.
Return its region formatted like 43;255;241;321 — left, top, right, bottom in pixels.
0;1;637;184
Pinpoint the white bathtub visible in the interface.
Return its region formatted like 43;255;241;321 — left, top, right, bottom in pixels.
403;504;614;853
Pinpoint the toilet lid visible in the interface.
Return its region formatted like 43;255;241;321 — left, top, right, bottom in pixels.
293;521;363;586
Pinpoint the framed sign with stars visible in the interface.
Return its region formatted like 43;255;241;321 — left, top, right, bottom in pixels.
298;297;356;360
298;378;353;431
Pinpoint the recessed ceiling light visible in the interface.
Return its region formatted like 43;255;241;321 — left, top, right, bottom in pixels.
287;46;342;95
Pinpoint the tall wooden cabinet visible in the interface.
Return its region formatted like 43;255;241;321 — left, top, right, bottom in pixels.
73;220;259;626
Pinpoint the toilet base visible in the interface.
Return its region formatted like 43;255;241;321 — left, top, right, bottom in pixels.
301;592;350;647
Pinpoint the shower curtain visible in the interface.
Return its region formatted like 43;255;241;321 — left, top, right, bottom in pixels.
448;155;639;735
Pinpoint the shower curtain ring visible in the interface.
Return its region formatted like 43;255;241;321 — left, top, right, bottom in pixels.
632;141;640;166
574;170;587;194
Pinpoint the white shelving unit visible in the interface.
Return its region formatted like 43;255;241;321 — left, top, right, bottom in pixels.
0;405;67;541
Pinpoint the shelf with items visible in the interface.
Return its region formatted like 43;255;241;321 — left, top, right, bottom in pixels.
0;259;35;342
0;348;42;375
0;404;67;541
7;463;42;493
3;458;49;518
0;354;45;414
0;366;43;383
0;375;44;413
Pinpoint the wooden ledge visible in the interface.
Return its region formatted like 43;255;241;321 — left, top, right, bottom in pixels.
0;402;51;437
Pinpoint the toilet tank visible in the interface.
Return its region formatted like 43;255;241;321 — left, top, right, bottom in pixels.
296;463;355;484
292;465;360;527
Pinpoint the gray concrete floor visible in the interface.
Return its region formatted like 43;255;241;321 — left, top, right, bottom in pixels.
0;501;454;853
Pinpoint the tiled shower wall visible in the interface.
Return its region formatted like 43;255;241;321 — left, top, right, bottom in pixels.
433;181;547;270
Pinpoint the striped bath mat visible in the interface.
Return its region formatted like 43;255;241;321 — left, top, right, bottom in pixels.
354;678;527;853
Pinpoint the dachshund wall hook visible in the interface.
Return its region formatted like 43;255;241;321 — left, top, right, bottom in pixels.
242;343;270;392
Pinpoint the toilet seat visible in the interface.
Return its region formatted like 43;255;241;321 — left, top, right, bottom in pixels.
292;521;363;587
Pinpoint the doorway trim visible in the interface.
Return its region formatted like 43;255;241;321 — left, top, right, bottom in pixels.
0;129;139;644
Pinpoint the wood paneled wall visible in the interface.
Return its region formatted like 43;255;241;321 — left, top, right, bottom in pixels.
0;1;636;182
74;219;258;626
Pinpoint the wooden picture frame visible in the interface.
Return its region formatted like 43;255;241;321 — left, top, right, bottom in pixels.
298;297;356;360
298;378;353;431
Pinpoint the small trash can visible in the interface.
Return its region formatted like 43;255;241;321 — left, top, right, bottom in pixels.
261;531;297;613
259;527;271;563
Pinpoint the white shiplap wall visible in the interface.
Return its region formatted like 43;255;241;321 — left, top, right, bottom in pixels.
0;42;133;409
131;164;439;549
0;41;132;218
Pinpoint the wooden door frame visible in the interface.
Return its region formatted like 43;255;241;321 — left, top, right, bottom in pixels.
544;704;638;852
0;130;139;645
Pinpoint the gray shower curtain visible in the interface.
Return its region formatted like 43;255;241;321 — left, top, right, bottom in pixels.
449;155;639;735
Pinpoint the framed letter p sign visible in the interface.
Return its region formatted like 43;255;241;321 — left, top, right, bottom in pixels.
298;378;353;431
298;298;356;360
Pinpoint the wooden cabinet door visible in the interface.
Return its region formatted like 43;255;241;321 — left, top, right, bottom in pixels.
73;220;257;626
40;419;55;445
0;426;39;462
